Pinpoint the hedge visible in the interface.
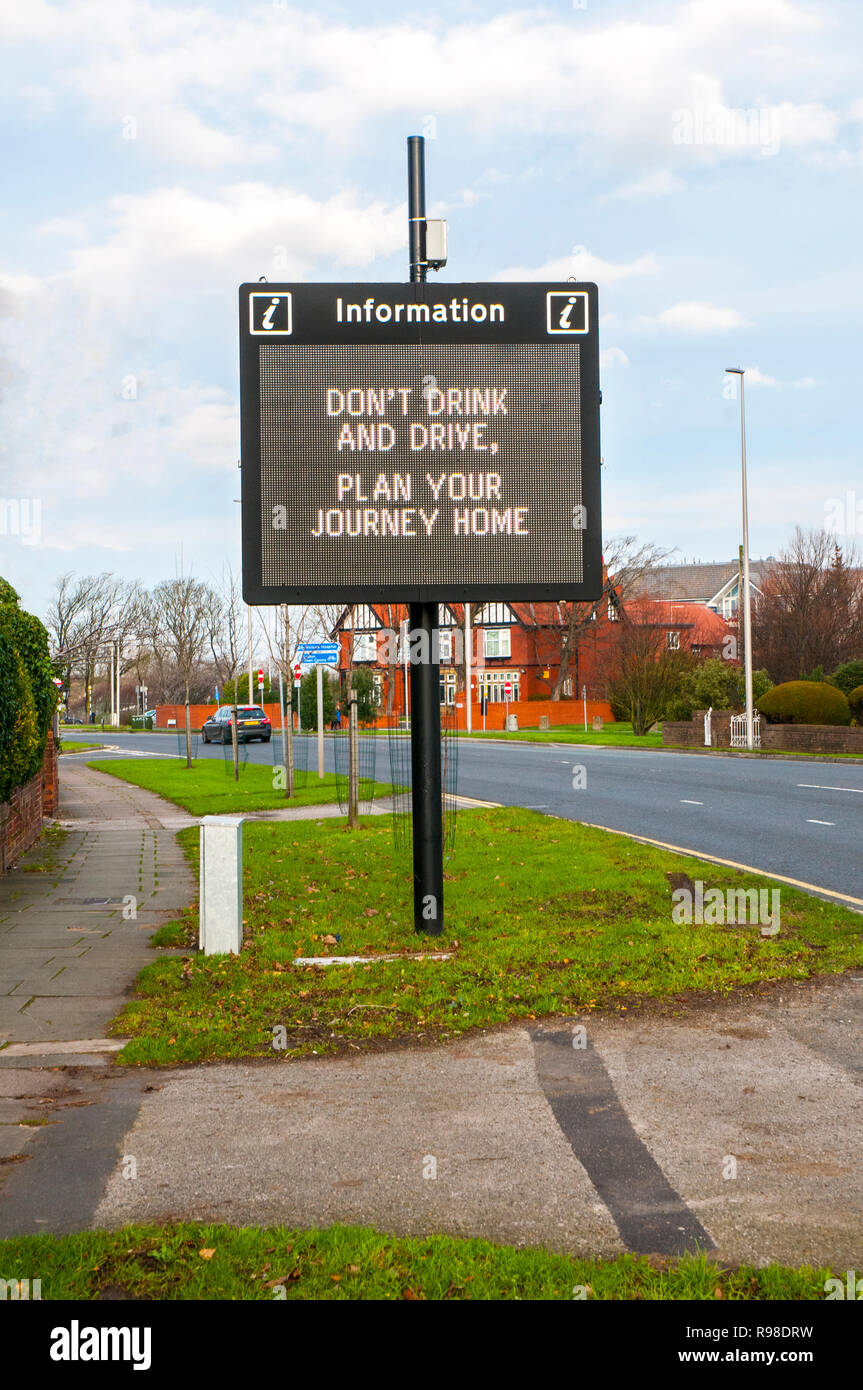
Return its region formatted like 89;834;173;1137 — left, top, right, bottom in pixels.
832;660;863;696
757;680;851;726
0;578;57;804
847;685;863;724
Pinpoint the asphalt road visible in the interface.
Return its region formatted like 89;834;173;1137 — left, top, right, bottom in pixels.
62;729;863;904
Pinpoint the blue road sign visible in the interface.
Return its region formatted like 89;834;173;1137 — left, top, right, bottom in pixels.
297;641;340;669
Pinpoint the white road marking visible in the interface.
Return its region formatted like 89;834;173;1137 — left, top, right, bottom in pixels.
798;783;863;794
680;799;703;805
806;819;835;826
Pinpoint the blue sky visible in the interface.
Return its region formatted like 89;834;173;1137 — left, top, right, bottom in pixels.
0;0;861;621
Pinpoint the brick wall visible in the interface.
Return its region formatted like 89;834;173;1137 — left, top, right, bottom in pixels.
761;723;863;754
41;732;59;815
663;714;863;755
0;734;58;873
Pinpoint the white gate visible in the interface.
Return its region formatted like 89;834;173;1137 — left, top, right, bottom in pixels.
704;707;712;746
731;712;761;748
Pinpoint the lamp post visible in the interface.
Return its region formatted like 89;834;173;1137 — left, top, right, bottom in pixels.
725;367;754;750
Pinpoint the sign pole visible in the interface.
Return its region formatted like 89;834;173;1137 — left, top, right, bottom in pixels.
465;604;472;734
316;663;325;779
348;685;359;828
407;136;443;936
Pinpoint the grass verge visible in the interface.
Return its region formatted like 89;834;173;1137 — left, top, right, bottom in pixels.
87;757;396;817
466;721;662;748
110;807;863;1066
0;1222;837;1300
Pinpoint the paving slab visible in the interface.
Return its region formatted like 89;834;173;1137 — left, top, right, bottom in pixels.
0;762;195;1046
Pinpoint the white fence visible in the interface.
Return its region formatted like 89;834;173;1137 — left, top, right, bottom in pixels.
731;712;761;748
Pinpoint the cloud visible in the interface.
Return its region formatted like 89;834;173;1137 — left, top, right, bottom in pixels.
60;181;405;314
654;302;748;333
732;366;817;389
601;347;630;369
0;0;845;168
492;250;657;284
603;170;685;200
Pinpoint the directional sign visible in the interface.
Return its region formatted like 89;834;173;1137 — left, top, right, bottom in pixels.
239;281;601;605
296;641;340;669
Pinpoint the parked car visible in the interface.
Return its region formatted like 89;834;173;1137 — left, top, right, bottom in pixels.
201;705;272;744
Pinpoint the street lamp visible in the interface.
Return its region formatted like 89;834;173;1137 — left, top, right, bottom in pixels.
725;367;754;750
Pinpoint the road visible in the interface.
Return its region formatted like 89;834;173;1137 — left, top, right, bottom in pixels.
61;729;863;904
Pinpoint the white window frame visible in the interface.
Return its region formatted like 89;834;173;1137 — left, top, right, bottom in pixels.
438;630;453;661
353;632;377;663
667;631;680;651
484;627;511;659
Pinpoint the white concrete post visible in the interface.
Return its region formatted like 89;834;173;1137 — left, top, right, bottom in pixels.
199;815;244;955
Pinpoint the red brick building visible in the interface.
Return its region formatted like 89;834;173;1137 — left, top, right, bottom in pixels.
331;599;620;727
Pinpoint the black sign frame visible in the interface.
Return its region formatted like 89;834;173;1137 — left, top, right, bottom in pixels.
239;281;601;605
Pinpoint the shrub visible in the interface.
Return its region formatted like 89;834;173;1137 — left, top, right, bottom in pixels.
831;660;863;696
757;680;851;726
0;579;57;803
847;685;863;724
347;666;380;726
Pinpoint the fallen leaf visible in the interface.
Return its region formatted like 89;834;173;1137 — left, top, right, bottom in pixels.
199;1248;216;1260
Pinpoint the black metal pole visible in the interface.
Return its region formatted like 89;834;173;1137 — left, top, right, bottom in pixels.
406;135;441;933
408;135;427;284
409;603;443;935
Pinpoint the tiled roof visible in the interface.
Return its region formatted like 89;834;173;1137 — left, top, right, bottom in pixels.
632;561;768;602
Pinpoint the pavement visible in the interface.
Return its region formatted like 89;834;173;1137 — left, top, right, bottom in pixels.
0;753;861;1270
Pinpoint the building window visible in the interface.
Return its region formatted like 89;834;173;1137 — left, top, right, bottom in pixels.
353;632;377;662
484;627;511;659
722;595;738;619
608;599;618;621
667;631;680;650
439;671;456;705
477;672;520;704
562;677;573;697
438;630;453;661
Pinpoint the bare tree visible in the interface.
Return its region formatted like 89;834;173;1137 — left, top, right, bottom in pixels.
153;576;212;767
752;528;863;682
603;615;694;736
550;536;673;700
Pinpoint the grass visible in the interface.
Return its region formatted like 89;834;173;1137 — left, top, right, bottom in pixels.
86;757;396;818
109;806;863;1066
467;721;663;748
59;741;101;753
0;1222;838;1300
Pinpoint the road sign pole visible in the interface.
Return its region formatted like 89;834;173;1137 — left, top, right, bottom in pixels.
348;686;359;829
408;135;427;284
409;602;444;936
316;663;325;779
